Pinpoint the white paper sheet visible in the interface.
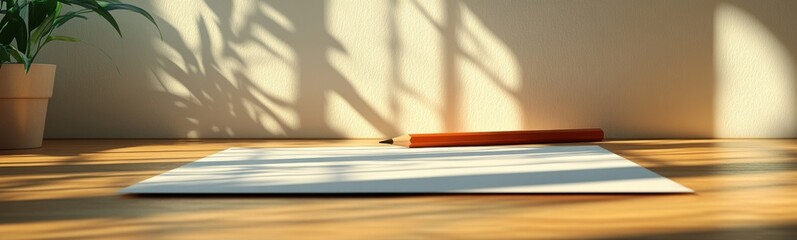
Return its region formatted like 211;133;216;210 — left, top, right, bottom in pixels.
120;145;693;194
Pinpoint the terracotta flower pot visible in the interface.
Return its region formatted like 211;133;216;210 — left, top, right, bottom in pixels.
0;64;56;149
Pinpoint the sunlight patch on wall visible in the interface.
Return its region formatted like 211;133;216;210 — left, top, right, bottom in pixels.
325;92;381;137
325;0;394;137
155;1;223;75
151;0;299;137
261;4;295;32
394;0;446;133
457;3;522;131
221;1;298;100
149;0;522;138
715;3;796;137
325;0;520;136
246;87;299;135
148;1;206;100
325;0;451;136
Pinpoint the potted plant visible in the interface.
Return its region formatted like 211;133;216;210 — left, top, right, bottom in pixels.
0;0;159;149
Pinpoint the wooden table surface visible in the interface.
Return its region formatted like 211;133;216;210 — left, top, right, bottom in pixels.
1;139;795;239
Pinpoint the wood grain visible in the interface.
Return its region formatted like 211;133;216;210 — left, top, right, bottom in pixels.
1;139;796;239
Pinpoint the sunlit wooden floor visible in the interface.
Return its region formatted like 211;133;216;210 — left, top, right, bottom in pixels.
1;139;796;239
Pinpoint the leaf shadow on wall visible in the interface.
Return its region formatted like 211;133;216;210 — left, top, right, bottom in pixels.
137;0;399;138
40;0;797;139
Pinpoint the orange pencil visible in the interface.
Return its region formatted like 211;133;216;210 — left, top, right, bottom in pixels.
379;128;604;148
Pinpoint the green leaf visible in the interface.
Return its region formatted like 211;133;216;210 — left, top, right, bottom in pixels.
58;0;122;37
30;35;78;62
54;10;89;27
45;35;79;44
28;0;58;33
12;14;27;55
1;0;159;71
0;14;20;45
30;2;61;54
57;0;100;9
0;45;11;65
4;44;30;72
0;3;28;55
102;2;162;39
93;7;122;37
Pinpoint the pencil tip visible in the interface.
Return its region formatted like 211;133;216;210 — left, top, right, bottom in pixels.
379;139;393;144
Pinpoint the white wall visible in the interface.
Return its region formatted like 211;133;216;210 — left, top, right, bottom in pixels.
38;0;797;139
